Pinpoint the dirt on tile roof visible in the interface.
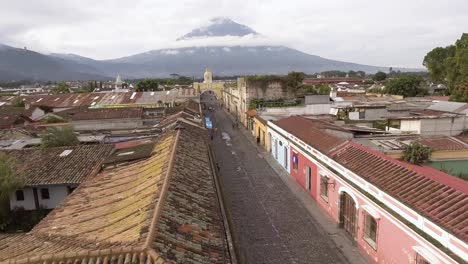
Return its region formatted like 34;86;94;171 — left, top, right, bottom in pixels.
274;116;346;154
1;144;114;186
56;107;143;121
332;141;468;242
0;124;230;264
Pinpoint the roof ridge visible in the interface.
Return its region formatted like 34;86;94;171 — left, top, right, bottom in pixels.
328;140;351;156
143;129;181;250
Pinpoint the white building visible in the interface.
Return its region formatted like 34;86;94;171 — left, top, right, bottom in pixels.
6;145;113;210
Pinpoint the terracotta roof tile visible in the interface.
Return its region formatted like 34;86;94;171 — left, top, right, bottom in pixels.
1;145;113;186
56;107;143;121
274;116;346;154
0;123;230;264
418;137;468;151
153;125;230;263
332;142;468;242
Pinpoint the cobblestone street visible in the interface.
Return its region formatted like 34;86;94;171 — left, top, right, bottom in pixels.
204;100;351;264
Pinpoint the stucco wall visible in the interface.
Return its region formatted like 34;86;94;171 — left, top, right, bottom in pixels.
269;128;290;173
419;117;467;136
400;120;421;134
9;188;36;210
246;80;296;101
253;117;268;149
9;185;75;210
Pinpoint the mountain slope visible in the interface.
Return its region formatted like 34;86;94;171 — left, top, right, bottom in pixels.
0;45;110;81
0;18;423;81
176;17;258;40
103;46;390;77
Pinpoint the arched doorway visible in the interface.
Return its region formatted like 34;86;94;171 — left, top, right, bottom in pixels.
339;192;357;238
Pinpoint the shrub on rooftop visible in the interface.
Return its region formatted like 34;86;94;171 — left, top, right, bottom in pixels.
402;142;432;165
41;126;79;149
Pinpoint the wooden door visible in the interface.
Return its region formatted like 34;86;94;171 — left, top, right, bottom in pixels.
340;192;356;238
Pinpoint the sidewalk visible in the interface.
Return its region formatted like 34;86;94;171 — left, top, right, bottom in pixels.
227;111;367;264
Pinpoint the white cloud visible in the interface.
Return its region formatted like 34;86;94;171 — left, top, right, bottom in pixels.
0;0;467;67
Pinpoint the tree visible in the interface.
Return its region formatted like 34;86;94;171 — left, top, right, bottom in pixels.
41;126;79;149
373;71;387;81
423;33;468;100
52;82;70;94
384;75;427;97
347;70;358;77
423;46;455;82
402;142;432;165
285;72;305;93
0;153;23;202
136;79;160;92
303;84;330;95
450;81;468;102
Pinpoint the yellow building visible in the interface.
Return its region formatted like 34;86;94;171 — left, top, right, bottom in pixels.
253;114;270;151
193;68;225;100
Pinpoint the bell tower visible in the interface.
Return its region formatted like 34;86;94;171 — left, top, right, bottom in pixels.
203;68;213;84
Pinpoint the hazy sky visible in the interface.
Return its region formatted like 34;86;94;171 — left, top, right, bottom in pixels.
0;0;467;68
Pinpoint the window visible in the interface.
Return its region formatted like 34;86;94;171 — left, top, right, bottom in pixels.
292;153;299;171
320;175;329;201
415;254;431;264
16;190;24;201
40;188;50;199
306;166;311;191
363;213;378;250
359;110;365;119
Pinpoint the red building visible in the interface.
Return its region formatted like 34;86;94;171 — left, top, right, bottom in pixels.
269;116;467;264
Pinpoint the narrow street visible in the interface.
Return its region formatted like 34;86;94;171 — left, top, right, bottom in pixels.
202;94;350;264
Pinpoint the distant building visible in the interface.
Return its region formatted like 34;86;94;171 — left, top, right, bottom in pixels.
193;68;229;99
114;74;129;92
387;109;467;136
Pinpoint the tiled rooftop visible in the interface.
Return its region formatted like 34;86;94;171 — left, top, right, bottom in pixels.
418;136;468;151
8;90;198;109
56;107;143;121
332;142;468;242
0;122;230;264
1;145;113;186
273;116;346;154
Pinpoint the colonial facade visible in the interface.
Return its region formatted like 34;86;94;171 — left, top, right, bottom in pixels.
265;116;467;264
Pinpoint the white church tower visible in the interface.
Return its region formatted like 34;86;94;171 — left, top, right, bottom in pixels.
203;68;213;84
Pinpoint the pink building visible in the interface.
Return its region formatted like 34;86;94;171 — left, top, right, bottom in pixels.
268;116;467;264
